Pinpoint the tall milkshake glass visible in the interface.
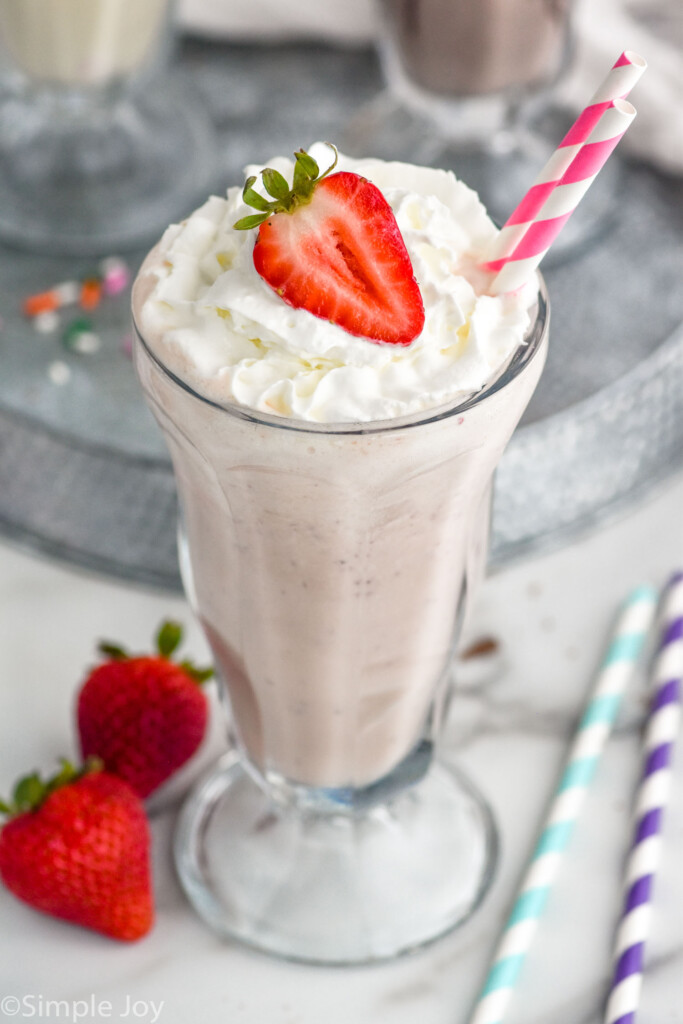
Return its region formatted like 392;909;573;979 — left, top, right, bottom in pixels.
132;253;548;962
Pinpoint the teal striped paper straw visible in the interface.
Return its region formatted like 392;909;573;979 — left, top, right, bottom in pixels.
469;585;658;1024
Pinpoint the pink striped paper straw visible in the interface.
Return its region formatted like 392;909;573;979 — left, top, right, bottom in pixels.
603;571;683;1024
485;51;647;268
487;97;637;295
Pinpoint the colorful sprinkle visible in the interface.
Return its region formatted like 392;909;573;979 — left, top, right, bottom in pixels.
79;278;102;311
23;290;60;318
100;256;130;297
62;316;99;354
63;316;93;338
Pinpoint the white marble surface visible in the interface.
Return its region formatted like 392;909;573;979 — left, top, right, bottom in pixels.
1;473;682;1023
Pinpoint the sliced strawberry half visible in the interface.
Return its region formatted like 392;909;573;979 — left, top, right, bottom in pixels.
234;146;425;346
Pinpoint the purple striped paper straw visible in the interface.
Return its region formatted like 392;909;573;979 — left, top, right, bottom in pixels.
604;571;683;1024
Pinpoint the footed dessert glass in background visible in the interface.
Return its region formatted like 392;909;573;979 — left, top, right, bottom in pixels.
346;0;617;259
0;0;215;253
132;150;549;963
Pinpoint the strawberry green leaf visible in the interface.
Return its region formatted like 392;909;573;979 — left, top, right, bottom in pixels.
233;144;340;231
242;182;272;212
99;642;128;661
13;773;45;812
294;148;320;180
234;213;270;231
2;760;99;817
262;168;290;200
292;160;310;193
156;620;183;658
178;659;214;685
293;150;320;195
45;759;78;797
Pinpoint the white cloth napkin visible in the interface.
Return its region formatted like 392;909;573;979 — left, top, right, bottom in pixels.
178;0;683;172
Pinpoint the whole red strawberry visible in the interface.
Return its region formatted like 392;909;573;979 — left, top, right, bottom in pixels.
0;760;152;941
77;621;213;799
234;144;425;346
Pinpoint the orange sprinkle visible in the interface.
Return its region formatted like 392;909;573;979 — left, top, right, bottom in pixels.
23;290;60;317
79;278;102;310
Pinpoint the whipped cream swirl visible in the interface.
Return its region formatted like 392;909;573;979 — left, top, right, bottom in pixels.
138;144;535;423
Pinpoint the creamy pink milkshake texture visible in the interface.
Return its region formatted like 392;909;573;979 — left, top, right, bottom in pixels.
133;147;547;789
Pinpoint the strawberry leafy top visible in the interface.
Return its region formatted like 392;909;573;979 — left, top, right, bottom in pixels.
234;144;339;231
0;758;102;818
98;620;213;685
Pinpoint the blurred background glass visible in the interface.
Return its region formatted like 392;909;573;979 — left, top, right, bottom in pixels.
0;0;216;253
344;0;620;258
378;0;570;118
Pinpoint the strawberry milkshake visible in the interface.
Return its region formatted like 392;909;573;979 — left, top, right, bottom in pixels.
133;144;548;961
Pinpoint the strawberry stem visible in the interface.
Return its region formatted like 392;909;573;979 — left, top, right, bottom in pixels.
234;143;338;231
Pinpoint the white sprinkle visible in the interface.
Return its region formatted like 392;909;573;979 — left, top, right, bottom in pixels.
71;330;101;354
99;256;127;274
34;311;60;334
54;280;80;305
48;360;71;385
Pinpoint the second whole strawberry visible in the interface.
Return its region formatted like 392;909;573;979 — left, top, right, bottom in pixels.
0;760;152;941
77;622;213;799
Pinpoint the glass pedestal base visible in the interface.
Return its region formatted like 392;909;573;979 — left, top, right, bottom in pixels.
174;751;498;965
0;75;216;255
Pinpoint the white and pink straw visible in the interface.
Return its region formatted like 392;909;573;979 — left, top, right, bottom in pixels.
483;51;647;294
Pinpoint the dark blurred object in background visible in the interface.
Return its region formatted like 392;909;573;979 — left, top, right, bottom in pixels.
378;0;571;98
